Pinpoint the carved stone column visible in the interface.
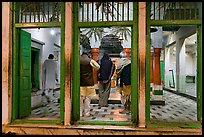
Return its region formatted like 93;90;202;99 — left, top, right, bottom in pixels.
151;48;165;105
153;48;162;90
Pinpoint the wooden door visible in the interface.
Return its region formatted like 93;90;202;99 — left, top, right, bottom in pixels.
19;30;31;118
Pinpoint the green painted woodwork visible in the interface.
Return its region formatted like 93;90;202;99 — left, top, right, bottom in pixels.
150;2;201;21
146;120;202;128
150;20;202;26
72;2;80;122
12;119;62;124
153;90;163;95
145;2;151;122
12;2;65;124
15;22;61;28
60;2;65;123
160;61;164;83
12;2;20;121
78;21;134;28
19;30;31;118
197;25;202;121
131;2;138;125
11;2;202;127
31;47;40;89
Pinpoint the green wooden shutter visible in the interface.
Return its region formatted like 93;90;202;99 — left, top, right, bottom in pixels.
19;30;31;118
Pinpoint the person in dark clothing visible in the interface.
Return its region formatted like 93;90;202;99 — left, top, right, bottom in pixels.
119;63;131;114
80;50;100;117
97;52;115;107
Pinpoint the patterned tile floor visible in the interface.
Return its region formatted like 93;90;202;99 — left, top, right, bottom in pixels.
28;87;197;122
150;90;197;122
80;104;131;121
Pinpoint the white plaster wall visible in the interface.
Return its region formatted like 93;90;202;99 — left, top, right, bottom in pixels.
164;26;196;90
179;41;186;76
23;28;61;63
23;28;61;85
192;53;197;75
151;27;163;48
185;53;194;75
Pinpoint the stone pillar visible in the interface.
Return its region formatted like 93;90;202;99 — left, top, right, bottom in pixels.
123;48;131;59
91;48;99;85
151;48;165;105
150;52;154;91
153;48;162;94
138;2;146;128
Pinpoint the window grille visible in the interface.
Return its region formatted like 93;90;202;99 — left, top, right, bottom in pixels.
78;2;133;22
16;2;62;23
150;2;202;20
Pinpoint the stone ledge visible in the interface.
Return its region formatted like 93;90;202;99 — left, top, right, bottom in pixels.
2;124;202;135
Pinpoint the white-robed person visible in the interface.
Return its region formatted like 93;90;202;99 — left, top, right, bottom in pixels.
42;54;58;105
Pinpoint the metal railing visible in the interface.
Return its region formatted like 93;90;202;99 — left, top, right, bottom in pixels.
150;2;202;20
16;2;62;23
78;2;133;22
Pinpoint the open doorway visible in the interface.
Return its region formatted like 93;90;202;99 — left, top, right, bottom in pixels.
18;27;61;120
79;26;132;122
150;25;197;122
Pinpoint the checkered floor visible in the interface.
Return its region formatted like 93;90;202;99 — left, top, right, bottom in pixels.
80;104;131;121
28;89;197;122
150;90;197;122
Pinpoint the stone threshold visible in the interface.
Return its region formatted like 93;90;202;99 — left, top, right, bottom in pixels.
2;124;202;135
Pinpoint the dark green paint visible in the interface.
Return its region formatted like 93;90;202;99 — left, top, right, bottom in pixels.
150;20;202;26
12;119;62;125
60;2;65;123
131;2;138;125
12;2;20;121
19;30;31;118
145;2;151;122
78;21;134;28
197;25;202;121
31;47;40;89
15;22;61;28
153;90;163;95
72;2;80;122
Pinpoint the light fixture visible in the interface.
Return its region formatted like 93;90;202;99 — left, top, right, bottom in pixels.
50;29;55;36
